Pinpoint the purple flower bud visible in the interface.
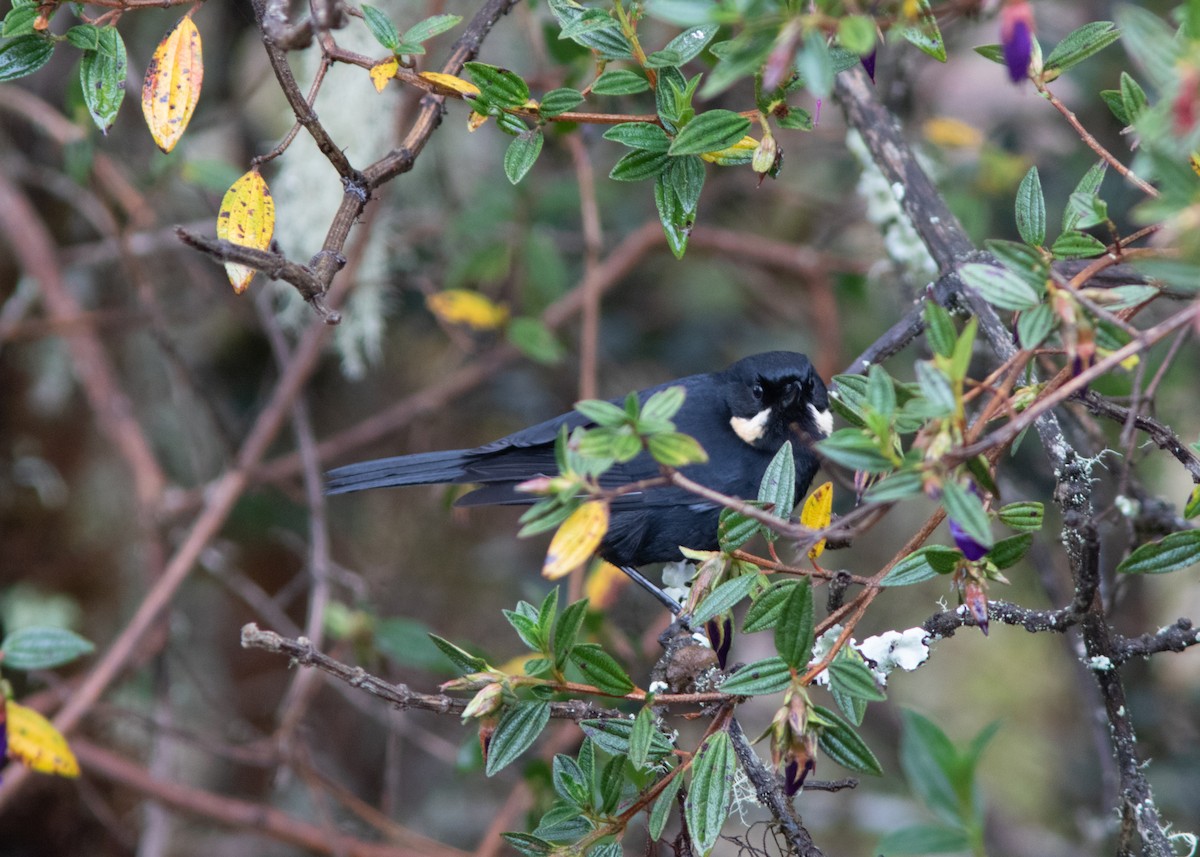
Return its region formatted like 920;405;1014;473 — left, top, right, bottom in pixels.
1001;2;1035;84
950;518;989;561
861;48;877;83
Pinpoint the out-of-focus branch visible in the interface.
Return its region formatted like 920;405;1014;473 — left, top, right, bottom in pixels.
72;739;449;857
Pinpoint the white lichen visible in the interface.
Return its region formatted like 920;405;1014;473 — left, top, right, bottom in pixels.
1086;655;1114;671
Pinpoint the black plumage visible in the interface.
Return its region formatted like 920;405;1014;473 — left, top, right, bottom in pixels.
326;351;831;569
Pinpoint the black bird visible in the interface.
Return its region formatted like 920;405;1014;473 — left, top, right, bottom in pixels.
326;352;830;606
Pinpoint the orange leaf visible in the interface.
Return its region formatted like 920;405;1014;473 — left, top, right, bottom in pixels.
800;481;833;560
216;169;275;294
142;14;204;153
426;289;509;330
5;700;79;778
543;501;609;580
371;57;399;92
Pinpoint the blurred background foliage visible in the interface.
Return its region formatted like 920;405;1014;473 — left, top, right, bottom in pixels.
1;0;1198;855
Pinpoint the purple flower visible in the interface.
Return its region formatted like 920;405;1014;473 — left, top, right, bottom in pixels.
950;517;989;561
861;48;877;83
1001;2;1035;84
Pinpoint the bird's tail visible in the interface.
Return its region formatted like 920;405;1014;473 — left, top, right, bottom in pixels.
325;449;472;495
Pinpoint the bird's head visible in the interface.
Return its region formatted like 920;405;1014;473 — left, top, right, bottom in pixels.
723;352;831;451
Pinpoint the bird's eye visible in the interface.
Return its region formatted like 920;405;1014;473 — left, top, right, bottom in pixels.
751;383;764;400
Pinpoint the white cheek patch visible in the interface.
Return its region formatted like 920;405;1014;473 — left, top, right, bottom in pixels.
731;408;772;445
809;404;833;437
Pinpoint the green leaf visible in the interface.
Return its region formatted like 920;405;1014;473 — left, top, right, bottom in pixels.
592;68;651;95
984;239;1049;288
1062;161;1107;233
691;573;763;625
986;533;1033;570
78;26;127;134
1104;285;1159;310
882;545;961;586
923;302;956;358
1051;231;1107;259
571;644;635;695
899;710;961;826
505;607;545;651
662;24;718;64
533;804;593;841
627;705;657;770
863;468;925;502
610;149;670;181
828;655;886;702
718;507;762;551
797;30;834;99
974;44;1005;65
597;754;623;814
814;704;883;775
895;0;947;62
2;3;37;37
1016;302;1055;349
502;832;554;856
1100;88;1128;125
1066;191;1108;230
553;753;591;807
1114;4;1178;91
774;577;814;671
668;109;751;155
428;633;489;673
0;626;94;670
648;432;708;467
914;361;956;417
487;700;551;775
816;429;895;473
838;15;876;55
865;365;897;417
403;13;462;44
465;62;531;109
958;263;1041;311
1015;166;1046;247
505;130;544;185
941;481;994;552
0;34;53;82
603;121;670;151
684;731;735;855
642;385;686;422
507;317;564;364
65;24;101;51
1131;259;1200;291
1044;21;1120;74
644;48;683;68
997;500;1044;532
649;770;683;840
1120;72;1148;125
575;398;629;427
758;441;796;522
538;87;583;117
361;4;401;51
718;656;792;695
557;8;621;42
580;718;675;758
878;824;973;855
1117;530;1200;575
553;598;589;670
742;579;795;632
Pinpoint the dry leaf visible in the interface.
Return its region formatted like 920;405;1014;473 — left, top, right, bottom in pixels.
5;700;80;778
426;289;509;330
800;481;833;560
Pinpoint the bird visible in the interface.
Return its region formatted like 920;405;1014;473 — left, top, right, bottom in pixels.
326;351;831;608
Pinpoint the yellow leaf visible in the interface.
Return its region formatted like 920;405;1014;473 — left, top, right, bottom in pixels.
5;700;80;778
419;71;481;97
585;560;626;610
426;289;509;330
700;135;758;164
923;116;983;149
543;501;609;580
142;14;204;153
800;481;833;560
371;57;399;92
1190;153;1200;178
216;169;275;294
